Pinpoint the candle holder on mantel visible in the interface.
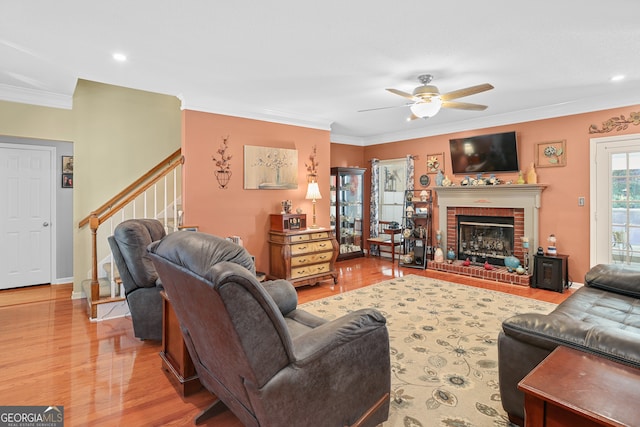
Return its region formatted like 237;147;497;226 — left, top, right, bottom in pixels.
521;236;530;273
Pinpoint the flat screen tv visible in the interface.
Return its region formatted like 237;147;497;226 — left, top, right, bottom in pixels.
449;131;519;174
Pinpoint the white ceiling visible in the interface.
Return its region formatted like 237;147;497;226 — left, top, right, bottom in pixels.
2;1;640;145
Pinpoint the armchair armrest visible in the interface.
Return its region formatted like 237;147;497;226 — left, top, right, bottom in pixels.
262;279;298;316
585;264;640;298
502;311;640;366
291;308;387;365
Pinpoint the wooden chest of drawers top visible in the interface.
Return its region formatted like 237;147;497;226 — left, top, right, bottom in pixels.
268;229;334;245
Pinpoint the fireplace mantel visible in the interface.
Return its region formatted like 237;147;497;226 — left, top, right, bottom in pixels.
435;184;547;257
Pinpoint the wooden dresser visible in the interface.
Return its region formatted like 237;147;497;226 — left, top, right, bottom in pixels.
268;227;339;287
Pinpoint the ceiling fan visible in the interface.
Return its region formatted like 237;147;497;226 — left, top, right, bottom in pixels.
360;74;494;120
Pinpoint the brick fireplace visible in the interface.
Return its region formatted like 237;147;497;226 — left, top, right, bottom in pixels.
433;184;546;286
448;207;525;263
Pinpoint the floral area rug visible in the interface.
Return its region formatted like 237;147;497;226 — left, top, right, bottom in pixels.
299;275;556;427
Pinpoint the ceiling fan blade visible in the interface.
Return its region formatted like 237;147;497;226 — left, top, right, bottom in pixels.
440;83;494;101
386;88;416;100
442;101;488;111
358;104;409;113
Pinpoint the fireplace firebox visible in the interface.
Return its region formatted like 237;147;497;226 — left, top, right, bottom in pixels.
457;215;515;265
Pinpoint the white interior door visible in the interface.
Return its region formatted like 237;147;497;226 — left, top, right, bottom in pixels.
591;134;640;267
0;145;53;289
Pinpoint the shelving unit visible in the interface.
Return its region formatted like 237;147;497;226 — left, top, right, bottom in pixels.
330;167;366;260
399;189;433;270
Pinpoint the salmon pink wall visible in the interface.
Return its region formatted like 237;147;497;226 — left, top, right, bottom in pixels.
330;143;366;168
182;110;331;273
335;104;640;283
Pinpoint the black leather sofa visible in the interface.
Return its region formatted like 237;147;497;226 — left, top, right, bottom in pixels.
498;264;640;426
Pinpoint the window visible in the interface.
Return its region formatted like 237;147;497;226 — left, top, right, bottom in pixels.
379;159;406;222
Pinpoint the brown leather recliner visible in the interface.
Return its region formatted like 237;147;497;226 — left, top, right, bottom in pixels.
147;231;390;426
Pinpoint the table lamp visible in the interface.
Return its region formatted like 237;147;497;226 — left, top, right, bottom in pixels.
305;181;322;228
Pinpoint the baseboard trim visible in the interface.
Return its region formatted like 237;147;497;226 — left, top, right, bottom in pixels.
52;277;73;285
71;291;85;300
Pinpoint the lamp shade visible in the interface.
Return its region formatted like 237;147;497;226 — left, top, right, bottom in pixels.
305;182;322;200
410;98;442;118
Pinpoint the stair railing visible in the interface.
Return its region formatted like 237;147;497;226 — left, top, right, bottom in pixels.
78;149;183;303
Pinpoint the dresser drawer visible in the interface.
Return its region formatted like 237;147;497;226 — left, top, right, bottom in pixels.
310;232;330;240
290;234;310;243
291;262;331;279
291;240;332;255
291;251;334;267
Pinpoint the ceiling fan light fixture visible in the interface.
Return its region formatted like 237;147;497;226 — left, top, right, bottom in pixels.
410;97;442;118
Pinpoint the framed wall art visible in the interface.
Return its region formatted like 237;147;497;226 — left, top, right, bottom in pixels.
62;173;73;188
535;140;566;168
62;155;73;188
426;152;444;174
244;145;298;189
62;155;73;173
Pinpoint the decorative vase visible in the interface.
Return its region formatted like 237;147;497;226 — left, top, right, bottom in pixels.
527;162;537;184
504;255;521;272
446;247;456;264
434;247;444;263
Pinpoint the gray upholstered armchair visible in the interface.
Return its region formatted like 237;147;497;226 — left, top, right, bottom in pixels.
108;218;166;341
148;231;390;427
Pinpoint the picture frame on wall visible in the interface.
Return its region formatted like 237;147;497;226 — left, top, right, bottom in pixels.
426;152;444;174
62;155;73;173
62;155;73;188
62;173;73;188
244;145;298;190
535;140;566;168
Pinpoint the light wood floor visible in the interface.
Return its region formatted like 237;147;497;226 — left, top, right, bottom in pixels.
0;257;573;426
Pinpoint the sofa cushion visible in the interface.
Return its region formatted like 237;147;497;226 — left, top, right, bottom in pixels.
585;263;640;299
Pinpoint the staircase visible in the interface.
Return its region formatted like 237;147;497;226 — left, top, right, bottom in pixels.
78;149;183;321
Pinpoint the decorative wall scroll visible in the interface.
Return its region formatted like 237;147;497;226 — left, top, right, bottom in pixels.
305;145;319;182
212;135;232;189
589;111;640;134
535;140;566;168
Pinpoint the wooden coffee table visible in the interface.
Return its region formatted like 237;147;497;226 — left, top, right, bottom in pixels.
518;346;640;427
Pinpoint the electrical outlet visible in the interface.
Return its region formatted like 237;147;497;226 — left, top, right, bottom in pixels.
578;197;585;206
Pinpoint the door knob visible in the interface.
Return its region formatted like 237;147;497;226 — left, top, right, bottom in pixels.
43;222;49;227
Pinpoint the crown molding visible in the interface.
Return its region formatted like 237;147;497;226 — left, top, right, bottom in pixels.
0;84;73;109
330;134;366;146
179;94;333;132
333;94;640;146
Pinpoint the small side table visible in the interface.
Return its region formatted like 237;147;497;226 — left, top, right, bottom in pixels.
519;346;640;427
532;253;569;292
160;291;201;396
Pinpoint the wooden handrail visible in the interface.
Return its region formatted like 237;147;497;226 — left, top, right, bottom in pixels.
78;148;182;228
95;155;184;227
83;148;183;312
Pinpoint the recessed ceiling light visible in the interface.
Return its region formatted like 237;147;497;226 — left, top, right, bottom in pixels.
611;74;625;82
112;53;127;62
